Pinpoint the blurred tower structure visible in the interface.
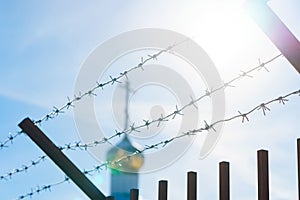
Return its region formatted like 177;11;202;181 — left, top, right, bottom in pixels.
106;81;144;200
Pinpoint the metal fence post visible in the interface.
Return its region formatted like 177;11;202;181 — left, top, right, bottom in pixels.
18;118;106;200
158;180;168;200
219;161;230;200
187;171;197;200
130;189;139;200
257;150;269;200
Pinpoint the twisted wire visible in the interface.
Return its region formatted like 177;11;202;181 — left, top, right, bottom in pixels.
1;54;283;179
57;54;283;149
0;37;190;150
109;88;300;167
34;37;190;126
15;88;300;199
16;177;69;200
0;131;23;150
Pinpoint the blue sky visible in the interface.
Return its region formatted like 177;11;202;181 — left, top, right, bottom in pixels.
0;0;300;199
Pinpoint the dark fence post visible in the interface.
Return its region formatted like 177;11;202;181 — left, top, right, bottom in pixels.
158;180;168;200
18;118;106;200
257;150;269;200
297;139;300;200
187;171;197;200
219;161;230;200
130;189;139;200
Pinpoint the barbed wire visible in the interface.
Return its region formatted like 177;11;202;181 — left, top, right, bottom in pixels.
1;54;283;179
0;156;47;181
0;37;191;151
109;88;300;168
54;54;283;149
0;131;23;150
15;162;110;200
15;88;300;199
15;176;69;200
34;38;192;126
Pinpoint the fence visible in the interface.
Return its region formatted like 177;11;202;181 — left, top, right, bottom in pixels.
105;138;300;200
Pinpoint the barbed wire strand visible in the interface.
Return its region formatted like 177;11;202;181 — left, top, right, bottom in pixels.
15;88;300;199
56;54;284;149
0;156;47;181
0;37;192;150
1;54;283;179
16;176;69;200
109;88;300;168
0;131;23;150
35;37;192;125
15;163;111;200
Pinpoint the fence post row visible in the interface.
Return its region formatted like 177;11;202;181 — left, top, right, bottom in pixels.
17;118;300;200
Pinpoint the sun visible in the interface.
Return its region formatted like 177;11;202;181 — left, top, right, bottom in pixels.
195;2;258;57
